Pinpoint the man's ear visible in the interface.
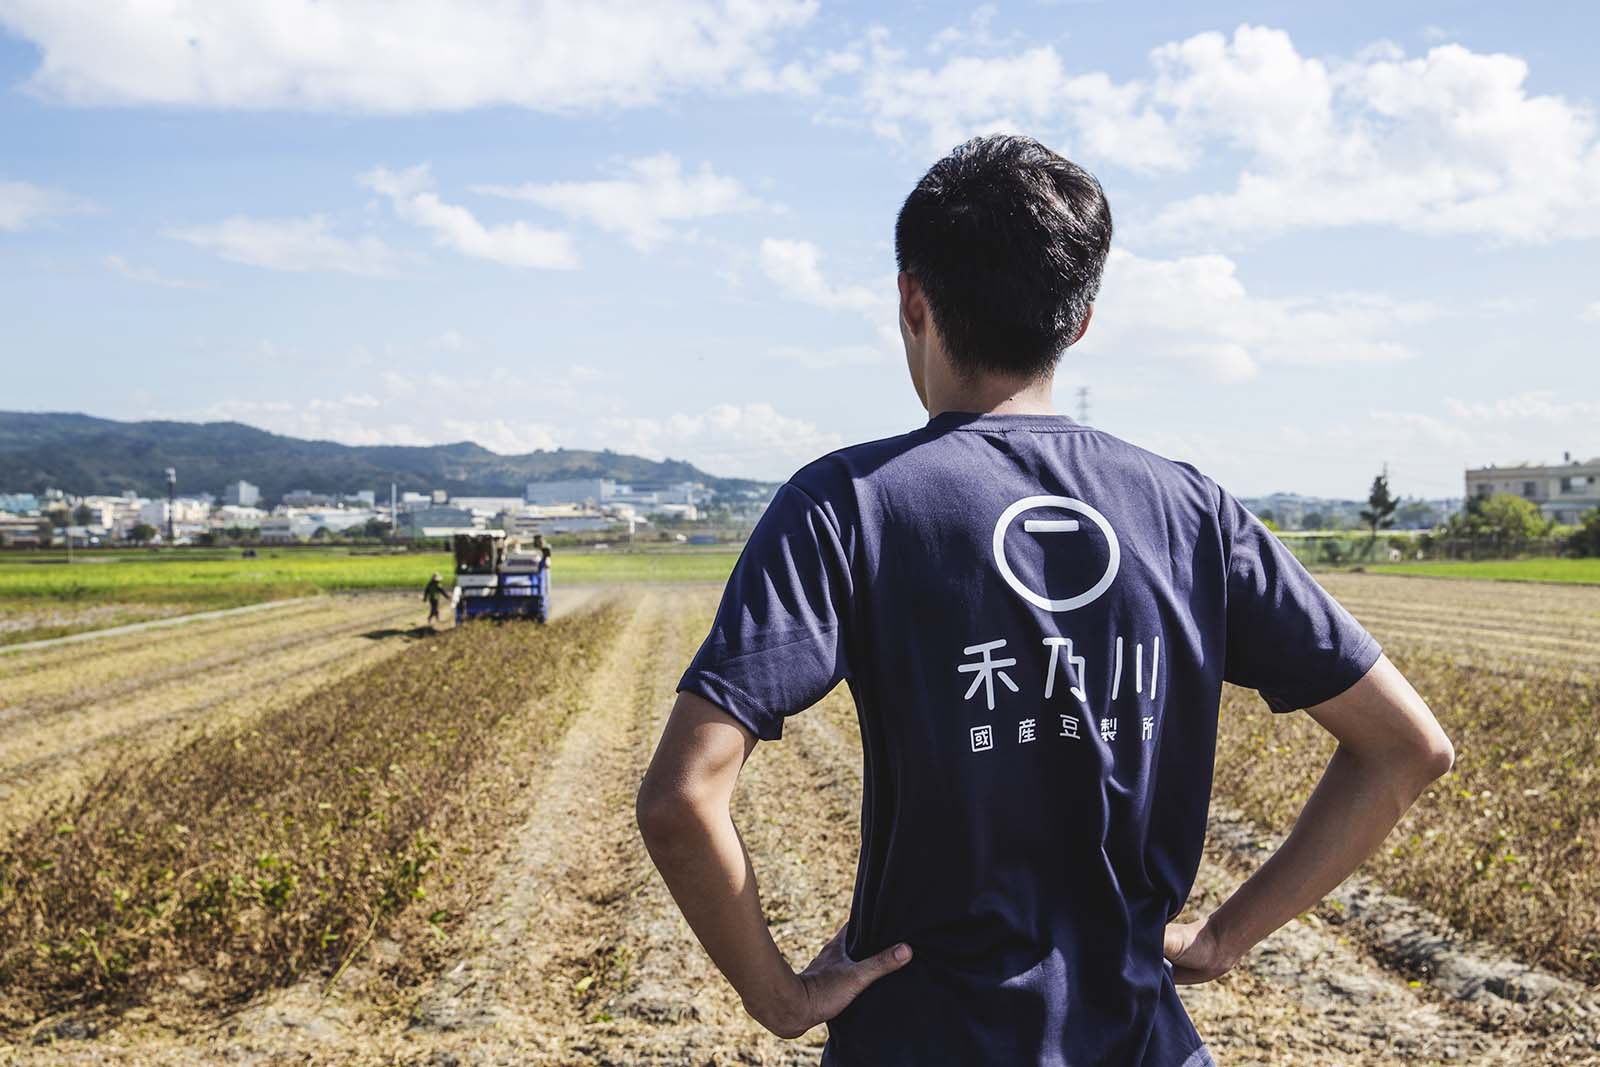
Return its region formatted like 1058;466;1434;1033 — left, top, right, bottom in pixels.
897;272;927;339
1069;304;1094;347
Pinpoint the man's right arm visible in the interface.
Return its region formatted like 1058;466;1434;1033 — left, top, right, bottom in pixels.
1164;653;1453;981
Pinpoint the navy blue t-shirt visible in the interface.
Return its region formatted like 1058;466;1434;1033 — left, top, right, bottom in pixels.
677;410;1381;1067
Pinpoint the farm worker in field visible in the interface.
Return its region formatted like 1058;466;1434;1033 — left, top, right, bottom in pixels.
531;533;552;568
636;134;1455;1067
423;572;447;624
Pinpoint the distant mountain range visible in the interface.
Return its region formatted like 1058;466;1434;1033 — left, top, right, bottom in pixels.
0;412;764;502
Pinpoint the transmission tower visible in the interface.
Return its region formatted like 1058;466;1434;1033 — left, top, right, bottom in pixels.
1075;386;1091;425
164;467;176;545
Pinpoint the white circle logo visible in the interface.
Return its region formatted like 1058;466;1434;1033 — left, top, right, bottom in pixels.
990;495;1120;612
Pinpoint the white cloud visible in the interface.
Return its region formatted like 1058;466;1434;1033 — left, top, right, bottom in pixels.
599;401;842;479
849;24;1600;242
758;237;903;356
104;254;204;289
166;215;398;275
193;387;561;455
475;154;759;250
1443;392;1600;424
0;178;84;231
362;164;577;270
0;0;818;112
927;5;1008;56
759;237;881;313
1144;29;1600;242
855;36;1187;172
1085;248;1425;382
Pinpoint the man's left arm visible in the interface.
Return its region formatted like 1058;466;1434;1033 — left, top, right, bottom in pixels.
636;690;910;1038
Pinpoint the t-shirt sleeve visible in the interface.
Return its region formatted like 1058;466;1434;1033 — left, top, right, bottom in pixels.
1218;486;1382;713
676;480;853;741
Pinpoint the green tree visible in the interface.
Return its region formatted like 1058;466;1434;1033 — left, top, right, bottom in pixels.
127;523;158;544
1360;472;1399;545
1302;511;1327;531
1475;493;1548;553
72;503;94;527
1569;506;1600;557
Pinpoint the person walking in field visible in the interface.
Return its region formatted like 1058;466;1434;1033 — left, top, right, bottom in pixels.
422;571;447;625
635;134;1455;1066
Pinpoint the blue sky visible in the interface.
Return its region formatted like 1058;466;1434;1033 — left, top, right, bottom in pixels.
1;1;1596;499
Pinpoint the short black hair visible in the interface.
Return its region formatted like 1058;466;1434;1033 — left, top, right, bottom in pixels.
894;134;1112;382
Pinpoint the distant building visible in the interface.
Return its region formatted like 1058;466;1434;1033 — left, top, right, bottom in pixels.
525;478;617;506
398;507;477;540
260;516;300;543
0;493;39;514
452;496;528;517
0;518;43;547
1466;453;1600;525
658;481;710;506
281;489;337;508
224;480;261;507
140;497;212;530
610;488;661;508
216;505;266;529
499;506;616;536
259;508;375;540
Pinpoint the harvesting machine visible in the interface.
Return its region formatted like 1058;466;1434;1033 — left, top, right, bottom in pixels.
451;530;549;624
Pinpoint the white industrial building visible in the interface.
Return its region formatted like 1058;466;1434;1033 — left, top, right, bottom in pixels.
224;480;261;507
1465;453;1600;525
525;478;618;506
215;504;267;528
259;508;376;541
524;477;709;509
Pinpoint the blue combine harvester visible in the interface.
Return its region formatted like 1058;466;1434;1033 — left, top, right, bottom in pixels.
451;530;550;624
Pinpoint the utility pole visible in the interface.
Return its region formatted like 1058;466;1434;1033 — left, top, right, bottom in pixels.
1076;386;1091;425
165;467;177;546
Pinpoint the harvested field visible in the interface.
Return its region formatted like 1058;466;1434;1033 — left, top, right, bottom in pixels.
0;575;1596;1064
1221;573;1600;984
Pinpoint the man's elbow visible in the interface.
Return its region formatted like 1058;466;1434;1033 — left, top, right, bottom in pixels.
1390;719;1455;795
635;777;700;850
1416;727;1455;783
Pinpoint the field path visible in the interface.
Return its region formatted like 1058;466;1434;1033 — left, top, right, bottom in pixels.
8;583;1596;1065
0;596;321;656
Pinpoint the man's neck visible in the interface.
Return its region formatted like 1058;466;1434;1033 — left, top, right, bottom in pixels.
924;373;1058;419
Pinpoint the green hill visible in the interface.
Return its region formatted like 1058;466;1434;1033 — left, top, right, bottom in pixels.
0;411;763;503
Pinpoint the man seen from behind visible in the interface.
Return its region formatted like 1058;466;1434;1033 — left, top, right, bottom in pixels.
636;134;1455;1066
